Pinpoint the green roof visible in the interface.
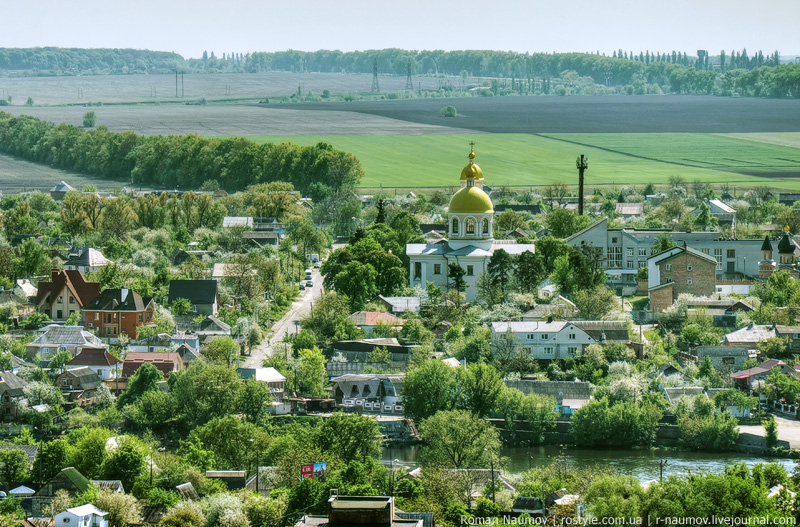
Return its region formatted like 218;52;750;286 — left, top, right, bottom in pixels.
60;467;90;493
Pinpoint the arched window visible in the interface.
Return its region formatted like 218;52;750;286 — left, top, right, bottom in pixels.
452;218;459;234
482;218;490;234
466;218;475;234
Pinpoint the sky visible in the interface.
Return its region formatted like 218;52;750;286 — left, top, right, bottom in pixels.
4;0;798;59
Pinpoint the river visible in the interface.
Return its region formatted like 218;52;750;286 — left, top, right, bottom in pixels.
382;444;798;481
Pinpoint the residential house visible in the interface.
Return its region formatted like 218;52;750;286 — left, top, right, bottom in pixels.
35;270;101;322
66;347;121;380
55;504;108;527
33;467;90;516
723;324;781;348
615;202;644;219
332;374;404;413
205;471;247;490
694;346;757;371
374;295;421;315
493;204;546;215
56;367;103;406
122;352;184;379
522;298;578;321
295;495;423;527
648;246;717;312
693;199;736;228
331;338;416;363
65;248;112;274
572;320;630;345
176;343;201;365
504;379;592;415
49;181;76;201
490;320;595;360
662;386;706;405
0;279;37;317
238;367;286;399
685;298;754;327
128;333;200;353
0;371;27;419
168;280;218;316
566;218;772;294
730;359;790;390
26;325;103;360
83;288;155;339
347;311;405;336
779;193;800;207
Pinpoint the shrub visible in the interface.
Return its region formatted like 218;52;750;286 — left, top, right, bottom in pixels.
83;111;97;128
440;105;457;117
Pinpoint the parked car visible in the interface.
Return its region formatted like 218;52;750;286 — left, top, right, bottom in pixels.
313;262;320;269
306;280;313;288
299;283;306;290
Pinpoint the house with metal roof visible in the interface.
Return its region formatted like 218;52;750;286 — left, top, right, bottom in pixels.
56;504;108;527
347;311;405;336
491;320;595;360
122;352;184;379
238;367;286;399
33;467;90;516
65;248;112;274
26;324;103;360
0;372;27;419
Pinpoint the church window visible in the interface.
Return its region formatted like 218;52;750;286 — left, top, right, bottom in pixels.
414;262;422;280
434;264;442;275
466;265;474;276
466;218;475;234
452;218;459;234
483;219;489;234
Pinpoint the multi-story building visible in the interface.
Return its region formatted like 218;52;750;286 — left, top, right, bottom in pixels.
83;288;155;339
490;320;597;360
567;218;780;294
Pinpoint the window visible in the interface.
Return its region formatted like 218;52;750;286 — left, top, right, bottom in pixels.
607;247;622;268
69;296;75;304
122;313;126;318
192;305;197;313
466;265;474;276
638;248;647;256
57;296;63;304
434;264;442;275
727;249;736;258
568;347;578;355
714;249;723;270
701;248;710;255
147;312;152;321
627;261;634;269
466;218;475;234
722;357;735;365
638;261;647;268
482;219;489;234
94;313;99;321
451;218;459;234
57;310;63;319
544;347;554;355
687;265;692;271
139;313;143;321
611;237;618;243
687;278;693;285
665;264;672;271
626;248;634;256
107;314;112;323
97;369;102;376
414;262;422;280
541;334;549;340
527;334;535;340
569;333;575;340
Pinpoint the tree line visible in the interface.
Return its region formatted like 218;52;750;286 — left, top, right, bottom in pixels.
0;47;185;74
0;112;363;198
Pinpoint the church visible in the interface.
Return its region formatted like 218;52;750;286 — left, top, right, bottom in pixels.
406;146;537;302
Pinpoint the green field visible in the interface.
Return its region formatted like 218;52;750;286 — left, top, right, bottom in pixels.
247;133;800;190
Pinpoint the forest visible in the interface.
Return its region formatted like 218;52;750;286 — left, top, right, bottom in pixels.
0;112;363;200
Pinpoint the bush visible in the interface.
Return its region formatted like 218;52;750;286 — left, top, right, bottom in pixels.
83;111;97;128
439;105;457;117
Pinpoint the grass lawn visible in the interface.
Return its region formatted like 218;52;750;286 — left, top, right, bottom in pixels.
245;133;800;190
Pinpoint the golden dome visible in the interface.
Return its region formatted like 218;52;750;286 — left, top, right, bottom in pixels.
449;186;494;214
460;148;484;180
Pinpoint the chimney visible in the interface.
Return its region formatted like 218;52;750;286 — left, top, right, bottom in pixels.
51;269;59;281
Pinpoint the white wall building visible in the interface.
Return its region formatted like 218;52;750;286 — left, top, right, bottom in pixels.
491;320;596;360
55;504;108;527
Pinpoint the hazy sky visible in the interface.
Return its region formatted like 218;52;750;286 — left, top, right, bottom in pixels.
5;0;798;59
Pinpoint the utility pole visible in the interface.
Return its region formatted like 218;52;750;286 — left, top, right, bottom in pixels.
576;154;589;215
175;69;178;97
405;61;413;90
181;72;184;98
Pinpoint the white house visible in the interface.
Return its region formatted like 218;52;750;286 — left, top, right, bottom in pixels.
55;504;108;527
491;320;596;360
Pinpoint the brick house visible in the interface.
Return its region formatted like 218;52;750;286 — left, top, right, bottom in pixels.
122;352;184;379
83;288;155;339
648;246;717;312
35;270;100;322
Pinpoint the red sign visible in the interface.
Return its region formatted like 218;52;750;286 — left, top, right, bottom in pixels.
301;464;314;479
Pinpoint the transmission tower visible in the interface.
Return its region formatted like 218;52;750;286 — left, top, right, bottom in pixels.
405;61;413;90
371;59;380;93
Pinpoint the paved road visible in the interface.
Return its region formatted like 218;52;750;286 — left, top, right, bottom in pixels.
739;413;800;449
242;267;324;368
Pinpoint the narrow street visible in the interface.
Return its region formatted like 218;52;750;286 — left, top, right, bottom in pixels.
242;267;324;368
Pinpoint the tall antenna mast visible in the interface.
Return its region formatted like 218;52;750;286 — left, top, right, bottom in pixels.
371;58;380;93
